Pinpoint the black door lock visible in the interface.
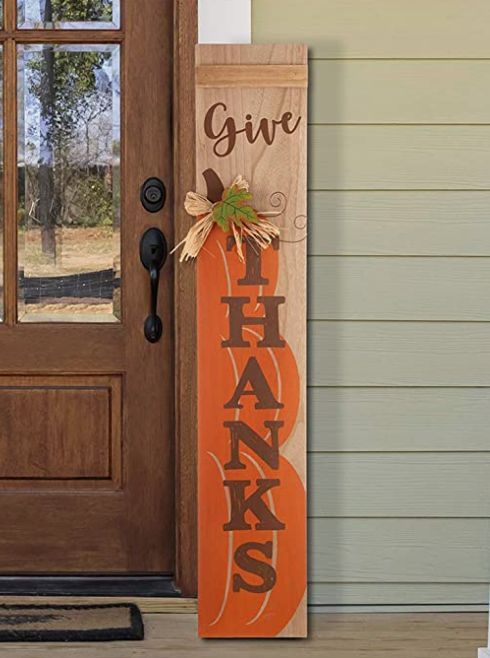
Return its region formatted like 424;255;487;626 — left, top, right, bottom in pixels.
141;178;166;213
140;228;168;343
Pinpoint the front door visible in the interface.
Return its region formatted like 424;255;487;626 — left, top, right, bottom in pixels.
0;0;174;576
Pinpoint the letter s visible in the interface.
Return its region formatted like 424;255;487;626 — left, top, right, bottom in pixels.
232;541;277;594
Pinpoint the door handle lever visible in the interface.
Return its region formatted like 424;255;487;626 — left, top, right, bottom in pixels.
140;228;168;343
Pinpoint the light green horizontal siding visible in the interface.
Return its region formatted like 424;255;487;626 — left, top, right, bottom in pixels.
308;257;490;320
253;0;490;58
309;61;490;124
253;0;490;609
308;192;490;256
309;388;490;452
309;584;489;607
308;322;490;387
309;454;490;517
310;126;490;190
310;519;490;582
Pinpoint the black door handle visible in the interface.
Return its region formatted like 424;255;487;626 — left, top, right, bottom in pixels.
140;228;168;343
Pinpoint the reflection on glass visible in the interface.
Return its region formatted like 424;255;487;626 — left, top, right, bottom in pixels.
18;45;121;323
18;0;120;29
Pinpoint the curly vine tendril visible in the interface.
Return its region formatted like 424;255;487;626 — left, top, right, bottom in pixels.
267;191;307;244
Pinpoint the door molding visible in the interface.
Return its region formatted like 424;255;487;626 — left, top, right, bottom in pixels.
173;0;198;598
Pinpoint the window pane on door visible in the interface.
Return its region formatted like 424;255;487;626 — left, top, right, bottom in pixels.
18;0;120;29
18;44;121;323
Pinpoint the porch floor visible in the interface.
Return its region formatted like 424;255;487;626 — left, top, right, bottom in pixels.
0;612;484;657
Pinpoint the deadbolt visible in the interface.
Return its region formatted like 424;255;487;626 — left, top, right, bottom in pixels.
141;178;166;213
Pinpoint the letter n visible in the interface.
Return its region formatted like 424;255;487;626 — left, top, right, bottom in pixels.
224;420;283;470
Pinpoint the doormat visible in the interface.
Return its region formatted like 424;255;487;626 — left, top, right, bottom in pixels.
0;604;144;642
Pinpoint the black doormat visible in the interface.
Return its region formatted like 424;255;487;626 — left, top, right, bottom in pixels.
0;604;144;642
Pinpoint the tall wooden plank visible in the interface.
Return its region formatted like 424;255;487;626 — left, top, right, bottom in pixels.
195;45;308;638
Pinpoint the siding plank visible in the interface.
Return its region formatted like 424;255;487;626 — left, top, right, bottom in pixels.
310;519;490;582
309;322;490;386
253;0;490;58
309;454;490;517
309;192;490;256
255;0;490;608
309;583;489;606
310;126;490;190
310;61;490;124
309;257;490;321
309;388;490;452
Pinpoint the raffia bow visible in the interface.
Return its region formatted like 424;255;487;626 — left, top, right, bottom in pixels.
172;175;281;262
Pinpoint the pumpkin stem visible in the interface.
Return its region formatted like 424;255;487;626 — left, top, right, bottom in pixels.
203;169;225;203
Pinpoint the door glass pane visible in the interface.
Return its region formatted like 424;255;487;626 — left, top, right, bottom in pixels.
18;0;120;29
18;44;121;323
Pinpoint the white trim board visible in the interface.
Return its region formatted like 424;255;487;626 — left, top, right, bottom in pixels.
198;0;252;44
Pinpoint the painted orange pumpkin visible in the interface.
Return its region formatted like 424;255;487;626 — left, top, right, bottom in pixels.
198;225;306;637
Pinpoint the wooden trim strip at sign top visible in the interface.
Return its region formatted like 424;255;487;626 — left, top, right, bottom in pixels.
196;45;308;638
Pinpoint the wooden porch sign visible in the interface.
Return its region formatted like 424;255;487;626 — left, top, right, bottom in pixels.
195;45;308;638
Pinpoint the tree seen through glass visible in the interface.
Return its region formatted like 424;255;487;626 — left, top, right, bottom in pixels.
18;0;120;29
18;44;121;322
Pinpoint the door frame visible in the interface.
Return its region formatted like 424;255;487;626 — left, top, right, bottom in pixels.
0;0;199;601
173;0;198;598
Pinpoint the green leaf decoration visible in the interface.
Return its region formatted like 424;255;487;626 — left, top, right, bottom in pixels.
212;184;259;232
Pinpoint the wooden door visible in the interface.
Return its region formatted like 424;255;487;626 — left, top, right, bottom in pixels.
0;0;175;576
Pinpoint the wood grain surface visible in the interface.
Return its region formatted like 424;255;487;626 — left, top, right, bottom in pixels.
196;44;307;638
0;613;483;658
